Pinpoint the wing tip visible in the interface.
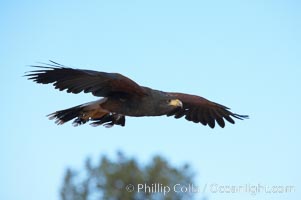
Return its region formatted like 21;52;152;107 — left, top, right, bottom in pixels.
232;114;249;120
26;60;67;71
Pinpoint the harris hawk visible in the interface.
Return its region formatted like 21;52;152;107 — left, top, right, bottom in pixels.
26;61;248;128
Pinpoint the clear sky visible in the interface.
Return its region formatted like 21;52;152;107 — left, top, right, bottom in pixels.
0;0;300;200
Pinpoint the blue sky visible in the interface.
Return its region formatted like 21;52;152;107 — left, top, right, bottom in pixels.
1;0;300;199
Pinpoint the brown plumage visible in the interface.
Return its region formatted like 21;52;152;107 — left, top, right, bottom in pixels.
26;61;248;128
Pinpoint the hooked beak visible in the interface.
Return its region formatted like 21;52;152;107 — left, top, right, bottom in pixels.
169;99;183;108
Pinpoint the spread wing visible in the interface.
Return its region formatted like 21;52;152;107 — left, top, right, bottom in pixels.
167;92;248;128
25;61;147;97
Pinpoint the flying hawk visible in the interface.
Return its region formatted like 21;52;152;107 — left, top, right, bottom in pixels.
26;61;248;128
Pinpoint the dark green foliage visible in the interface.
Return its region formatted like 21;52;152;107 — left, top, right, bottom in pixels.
60;152;195;200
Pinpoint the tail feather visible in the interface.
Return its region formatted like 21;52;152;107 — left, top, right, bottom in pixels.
47;105;84;125
47;104;126;127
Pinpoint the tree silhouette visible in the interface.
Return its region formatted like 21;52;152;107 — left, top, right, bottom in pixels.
60;152;195;200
